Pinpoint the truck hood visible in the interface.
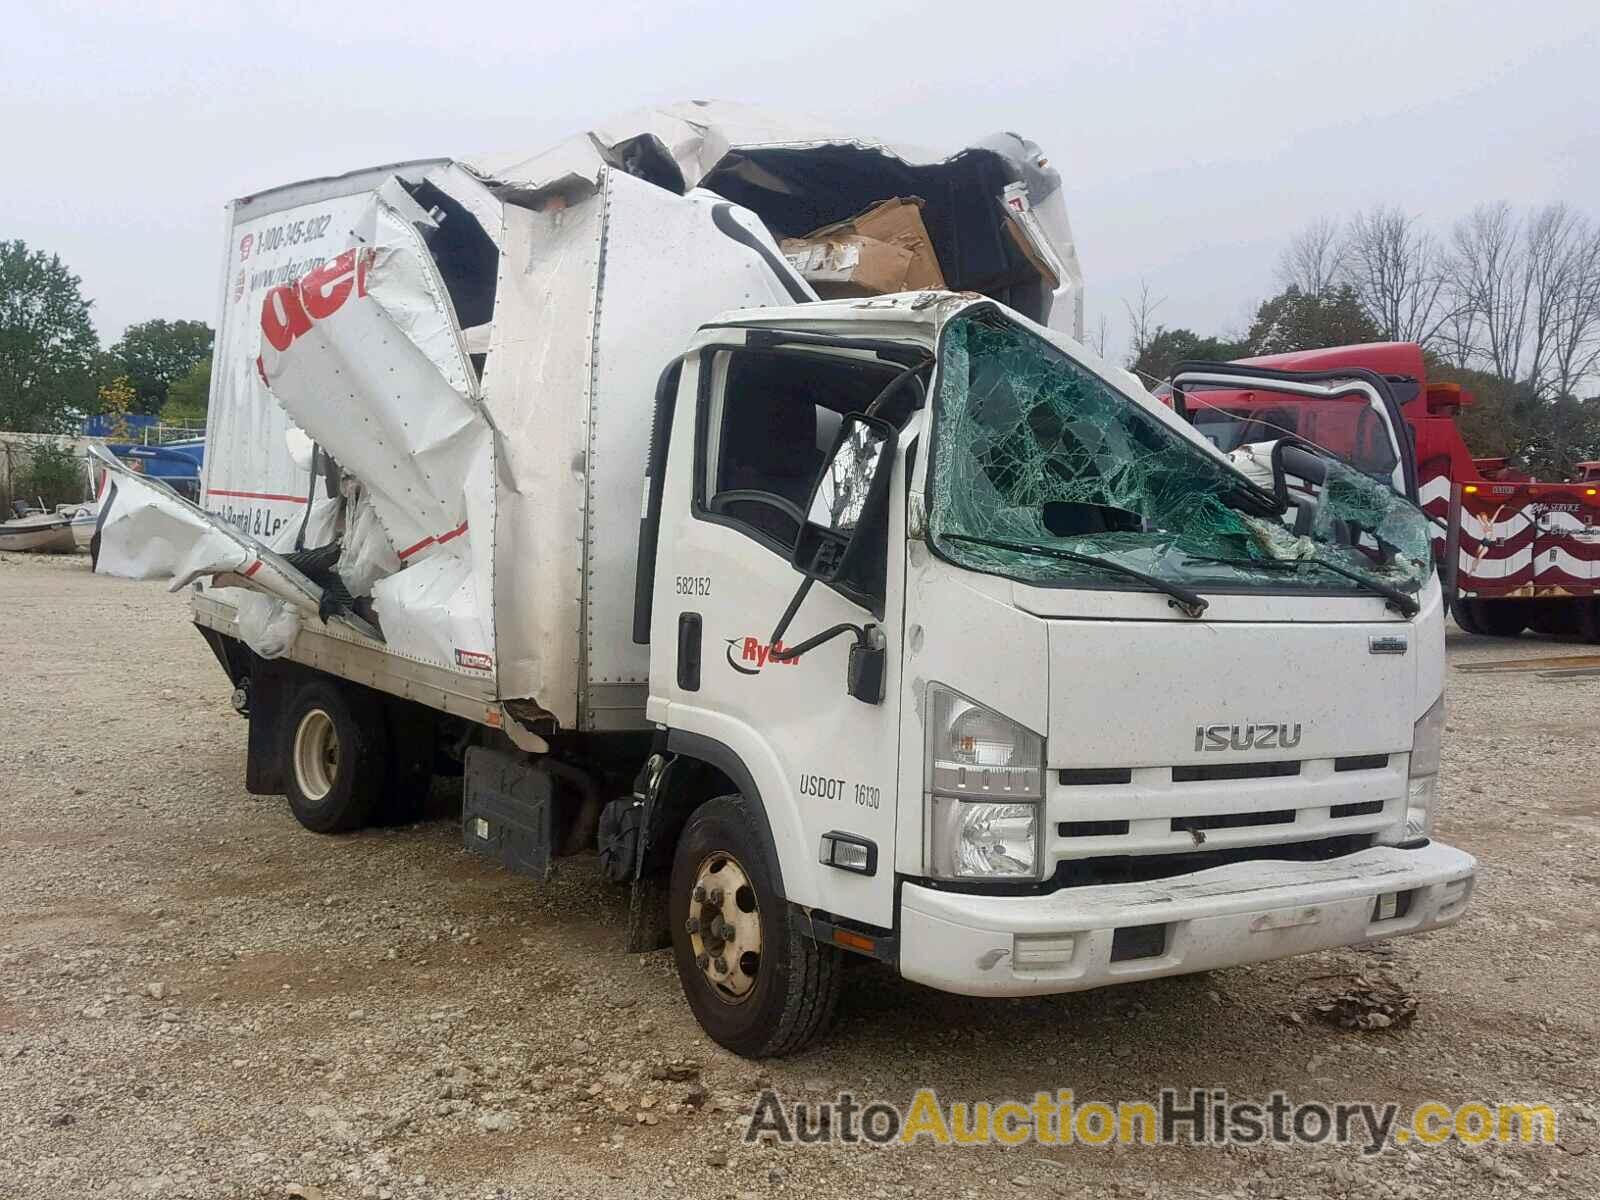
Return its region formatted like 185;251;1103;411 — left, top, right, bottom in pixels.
1043;617;1414;768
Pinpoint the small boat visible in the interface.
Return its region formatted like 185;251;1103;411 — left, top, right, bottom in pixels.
0;511;77;554
60;504;99;550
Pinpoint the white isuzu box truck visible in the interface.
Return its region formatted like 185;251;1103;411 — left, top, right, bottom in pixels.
96;102;1474;1057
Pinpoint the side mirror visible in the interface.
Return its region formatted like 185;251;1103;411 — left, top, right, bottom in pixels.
790;412;896;594
767;413;895;704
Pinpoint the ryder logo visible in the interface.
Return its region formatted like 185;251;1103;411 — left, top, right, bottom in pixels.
239;233;254;260
256;247;374;376
725;637;802;676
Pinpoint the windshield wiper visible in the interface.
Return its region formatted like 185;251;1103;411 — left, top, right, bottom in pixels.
945;532;1208;618
1181;555;1420;617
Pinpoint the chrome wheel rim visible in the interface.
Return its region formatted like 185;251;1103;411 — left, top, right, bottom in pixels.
686;852;762;1003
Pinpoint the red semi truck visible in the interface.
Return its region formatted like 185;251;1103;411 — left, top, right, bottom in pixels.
1159;342;1600;639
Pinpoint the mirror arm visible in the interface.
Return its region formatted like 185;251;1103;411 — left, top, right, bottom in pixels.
769;621;865;663
767;575;865;663
767;576;815;651
865;357;932;419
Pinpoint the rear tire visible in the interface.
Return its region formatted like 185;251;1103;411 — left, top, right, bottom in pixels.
1466;598;1525;638
668;795;841;1057
1527;599;1584;637
1451;596;1485;635
283;680;387;833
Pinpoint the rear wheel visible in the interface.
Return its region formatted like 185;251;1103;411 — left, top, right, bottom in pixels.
1451;596;1486;635
668;795;841;1057
1527;599;1584;637
1466;598;1525;638
283;680;387;833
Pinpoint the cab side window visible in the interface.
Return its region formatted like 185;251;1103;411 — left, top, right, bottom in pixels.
702;350;897;557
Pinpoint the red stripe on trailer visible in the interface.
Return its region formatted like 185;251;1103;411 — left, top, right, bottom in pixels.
207;488;307;503
397;536;435;560
243;559;263;578
398;521;469;560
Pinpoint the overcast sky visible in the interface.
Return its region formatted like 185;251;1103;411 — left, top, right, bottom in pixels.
6;0;1597;360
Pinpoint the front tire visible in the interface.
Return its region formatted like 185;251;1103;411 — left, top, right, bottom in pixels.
668;796;841;1057
283;680;387;833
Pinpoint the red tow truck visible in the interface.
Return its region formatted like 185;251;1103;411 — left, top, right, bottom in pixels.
1161;342;1600;639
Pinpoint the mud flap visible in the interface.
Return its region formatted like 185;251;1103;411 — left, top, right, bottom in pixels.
462;747;554;881
244;658;296;796
380;697;438;823
624;754;683;954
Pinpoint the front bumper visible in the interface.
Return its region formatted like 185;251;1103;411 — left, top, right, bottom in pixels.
898;842;1475;997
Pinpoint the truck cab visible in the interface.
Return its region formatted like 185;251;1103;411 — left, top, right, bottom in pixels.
637;294;1474;1054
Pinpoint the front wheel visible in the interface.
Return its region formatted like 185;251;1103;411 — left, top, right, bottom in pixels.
668;796;841;1057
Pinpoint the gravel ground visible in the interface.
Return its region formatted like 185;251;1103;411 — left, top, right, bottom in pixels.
2;551;1597;1199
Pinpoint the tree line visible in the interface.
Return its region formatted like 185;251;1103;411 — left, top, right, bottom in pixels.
1;239;213;436
1101;203;1600;479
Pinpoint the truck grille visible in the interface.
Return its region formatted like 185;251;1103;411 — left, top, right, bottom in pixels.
1334;754;1389;772
1171;760;1300;782
1048;752;1404;870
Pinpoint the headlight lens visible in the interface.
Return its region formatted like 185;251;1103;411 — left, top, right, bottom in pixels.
1394;694;1444;841
929;797;1038;878
926;684;1045;879
1410;693;1445;779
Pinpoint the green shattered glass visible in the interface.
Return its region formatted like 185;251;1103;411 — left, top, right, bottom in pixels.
927;312;1432;597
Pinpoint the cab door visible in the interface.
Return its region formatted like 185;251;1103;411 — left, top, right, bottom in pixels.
647;333;918;928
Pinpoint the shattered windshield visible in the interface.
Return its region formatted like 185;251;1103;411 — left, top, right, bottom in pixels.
927;312;1433;600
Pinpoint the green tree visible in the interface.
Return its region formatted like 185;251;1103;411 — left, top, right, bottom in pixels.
1130;327;1252;384
1438;363;1600;478
161;355;211;425
112;318;213;414
0;240;100;433
1244;284;1381;356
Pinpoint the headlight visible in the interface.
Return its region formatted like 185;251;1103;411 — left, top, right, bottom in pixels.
926;684;1045;880
1410;693;1444;779
1384;693;1443;843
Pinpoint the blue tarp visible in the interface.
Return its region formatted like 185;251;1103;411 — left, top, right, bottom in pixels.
103;440;204;482
82;413;161;437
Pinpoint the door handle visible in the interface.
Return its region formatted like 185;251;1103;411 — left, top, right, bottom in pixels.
677;612;702;691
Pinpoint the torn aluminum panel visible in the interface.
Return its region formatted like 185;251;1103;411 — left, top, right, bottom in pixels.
481;168;812;722
927;310;1432;599
89;444;381;652
462;100;1083;336
254;178;497;678
466;100;894;200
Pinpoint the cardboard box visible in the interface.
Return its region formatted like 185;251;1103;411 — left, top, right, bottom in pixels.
780;197;946;298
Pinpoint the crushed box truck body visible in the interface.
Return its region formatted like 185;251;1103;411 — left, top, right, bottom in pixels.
95;102;1474;1057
